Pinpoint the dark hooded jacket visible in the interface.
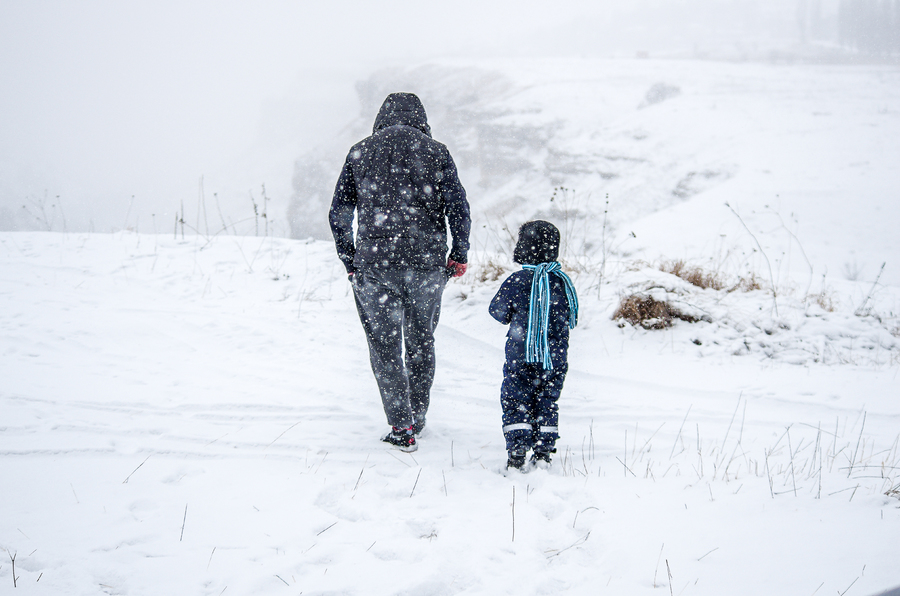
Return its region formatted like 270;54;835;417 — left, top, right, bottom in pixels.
329;93;471;273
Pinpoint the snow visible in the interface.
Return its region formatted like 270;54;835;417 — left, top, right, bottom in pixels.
2;57;900;595
294;58;900;286
1;230;898;595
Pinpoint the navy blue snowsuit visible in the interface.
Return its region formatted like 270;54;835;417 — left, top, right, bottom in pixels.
329;93;471;430
489;269;572;454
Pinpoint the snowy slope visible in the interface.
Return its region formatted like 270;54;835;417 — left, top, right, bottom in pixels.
291;59;900;290
294;57;900;367
1;231;899;596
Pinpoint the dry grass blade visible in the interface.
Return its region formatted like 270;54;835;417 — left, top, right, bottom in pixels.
122;455;151;484
410;469;422;498
666;559;674;596
545;531;591;559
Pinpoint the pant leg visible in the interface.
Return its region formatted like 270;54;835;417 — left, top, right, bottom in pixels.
500;362;538;452
401;269;447;424
352;270;413;428
532;365;567;453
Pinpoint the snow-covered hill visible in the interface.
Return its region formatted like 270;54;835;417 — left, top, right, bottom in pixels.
290;58;900;290
291;58;900;370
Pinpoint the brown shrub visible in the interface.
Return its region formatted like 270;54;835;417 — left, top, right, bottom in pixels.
612;294;701;329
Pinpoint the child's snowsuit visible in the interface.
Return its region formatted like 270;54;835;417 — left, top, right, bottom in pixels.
488;221;578;457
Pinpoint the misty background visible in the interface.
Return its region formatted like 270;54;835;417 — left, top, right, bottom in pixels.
1;0;897;236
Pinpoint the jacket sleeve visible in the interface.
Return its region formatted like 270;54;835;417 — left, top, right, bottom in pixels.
329;156;358;273
441;151;471;264
488;276;517;325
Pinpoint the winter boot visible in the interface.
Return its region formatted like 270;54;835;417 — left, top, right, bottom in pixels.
531;448;555;466
382;426;418;452
507;448;527;470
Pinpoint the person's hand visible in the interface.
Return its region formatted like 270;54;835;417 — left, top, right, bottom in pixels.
447;259;467;278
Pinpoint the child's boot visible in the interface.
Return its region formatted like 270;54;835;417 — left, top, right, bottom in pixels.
507;448;527;470
531;447;556;467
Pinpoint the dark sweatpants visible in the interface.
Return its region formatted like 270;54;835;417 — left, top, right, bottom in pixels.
352;268;447;428
500;362;567;453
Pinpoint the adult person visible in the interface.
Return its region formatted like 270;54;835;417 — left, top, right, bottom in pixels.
329;92;471;452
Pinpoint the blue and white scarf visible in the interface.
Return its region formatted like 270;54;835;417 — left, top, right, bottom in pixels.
522;261;578;370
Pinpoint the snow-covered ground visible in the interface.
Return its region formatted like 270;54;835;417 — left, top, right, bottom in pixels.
1;230;898;596
2;57;900;595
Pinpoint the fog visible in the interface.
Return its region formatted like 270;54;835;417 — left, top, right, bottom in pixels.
0;0;849;233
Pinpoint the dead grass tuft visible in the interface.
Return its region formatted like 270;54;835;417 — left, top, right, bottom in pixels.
612;294;701;330
728;273;763;293
886;483;900;500
806;290;837;312
657;259;763;293
474;257;508;283
660;259;726;290
625;259;652;272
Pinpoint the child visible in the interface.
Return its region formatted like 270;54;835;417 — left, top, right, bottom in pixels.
489;220;578;470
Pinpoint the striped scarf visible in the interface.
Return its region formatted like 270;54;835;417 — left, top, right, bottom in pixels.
522;262;578;370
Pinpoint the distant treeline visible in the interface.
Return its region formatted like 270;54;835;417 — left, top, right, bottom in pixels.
839;0;900;54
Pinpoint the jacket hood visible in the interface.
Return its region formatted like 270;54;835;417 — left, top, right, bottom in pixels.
373;92;432;137
514;220;560;264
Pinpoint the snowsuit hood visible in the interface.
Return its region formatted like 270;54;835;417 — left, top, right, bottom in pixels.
514;220;560;265
373;93;432;137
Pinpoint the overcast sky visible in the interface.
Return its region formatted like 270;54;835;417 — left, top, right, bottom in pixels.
0;0;807;232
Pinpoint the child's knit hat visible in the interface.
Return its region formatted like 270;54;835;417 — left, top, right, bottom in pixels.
513;220;560;264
